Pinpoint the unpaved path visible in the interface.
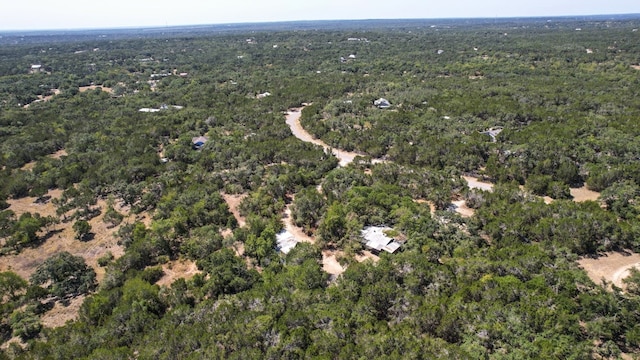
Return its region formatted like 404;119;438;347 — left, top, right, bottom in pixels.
282;203;345;276
451;200;475;217
221;193;247;227
578;252;640;289
463;176;494;192
285;107;385;167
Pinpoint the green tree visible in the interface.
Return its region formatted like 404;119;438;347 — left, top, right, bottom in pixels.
73;220;92;241
9;306;41;341
30;252;97;299
0;272;27;303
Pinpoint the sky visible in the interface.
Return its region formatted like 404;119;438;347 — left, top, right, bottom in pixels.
1;0;639;31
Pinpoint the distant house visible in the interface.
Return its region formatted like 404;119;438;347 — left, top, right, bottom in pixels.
374;98;391;109
361;226;402;254
191;136;208;149
30;64;43;73
256;92;271;99
479;127;503;143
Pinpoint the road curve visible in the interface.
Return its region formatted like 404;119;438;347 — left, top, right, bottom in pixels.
285;107;385;167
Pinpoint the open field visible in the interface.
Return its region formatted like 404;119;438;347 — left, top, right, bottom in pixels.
579;251;640;290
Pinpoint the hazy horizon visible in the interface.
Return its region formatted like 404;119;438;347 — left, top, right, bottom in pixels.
1;0;639;32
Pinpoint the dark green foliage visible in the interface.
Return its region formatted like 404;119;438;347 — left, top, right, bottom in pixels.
72;219;91;241
197;248;260;299
9;305;41;341
5;17;640;359
30;251;97;299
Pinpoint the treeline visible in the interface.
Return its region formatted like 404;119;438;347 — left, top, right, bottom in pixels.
2;17;640;358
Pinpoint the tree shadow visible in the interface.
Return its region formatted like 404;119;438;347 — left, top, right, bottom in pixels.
82;232;95;242
39;229;63;243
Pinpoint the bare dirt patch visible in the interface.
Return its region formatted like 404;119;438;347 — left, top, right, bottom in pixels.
631;65;640;70
414;199;436;215
79;85;113;93
283;204;314;244
578;251;640;289
321;249;345;275
451;200;475;217
570;186;600;202
156;259;200;287
463;176;494;192
355;250;380;263
40;296;85;328
1;190;139;283
2;191;152;329
221;193;247;227
49;149;67;159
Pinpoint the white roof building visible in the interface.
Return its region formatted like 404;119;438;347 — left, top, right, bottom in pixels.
361;226;402;254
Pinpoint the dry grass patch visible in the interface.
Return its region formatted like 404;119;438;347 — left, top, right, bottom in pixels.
578;251;640;289
1;191;155;330
79;85;112;93
221;192;247;227
155;259;200;287
322;249;345;276
39;295;85;328
1;190;147;283
570;186;600;202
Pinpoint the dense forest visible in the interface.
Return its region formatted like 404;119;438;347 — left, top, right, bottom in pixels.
2;16;640;358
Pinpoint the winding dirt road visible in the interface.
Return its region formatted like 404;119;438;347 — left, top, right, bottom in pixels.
283;105;632;287
285;107;385;167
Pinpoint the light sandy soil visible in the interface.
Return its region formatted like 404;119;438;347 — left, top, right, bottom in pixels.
155;259;201;287
49;149;68;159
570;186;601;202
2;190;132;283
1;190;151;329
39;295;85;328
79;85;113;93
23;89;61;108
285;107;386;167
632;65;640;70
463;176;494;192
321;249;345;275
281;202;383;275
283;204;314;244
221;193;247;227
578;251;640;289
355;250;380;263
451;200;475;217
282;203;346;276
414;199;436;215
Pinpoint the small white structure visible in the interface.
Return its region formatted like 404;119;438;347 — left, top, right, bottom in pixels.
437;49;444;55
374;98;391;109
480;127;503;143
348;54;356;59
139;105;183;113
276;230;298;254
361;226;402;254
256;92;271;99
30;64;43;73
